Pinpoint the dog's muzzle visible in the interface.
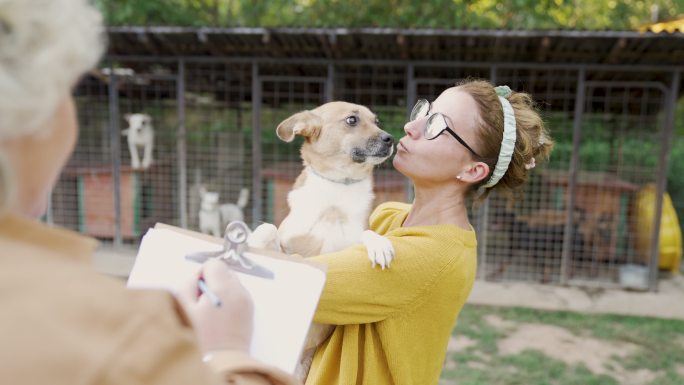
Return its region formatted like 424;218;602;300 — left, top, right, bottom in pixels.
351;132;395;163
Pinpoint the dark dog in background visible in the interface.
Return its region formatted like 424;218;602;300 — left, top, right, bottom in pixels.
488;208;587;283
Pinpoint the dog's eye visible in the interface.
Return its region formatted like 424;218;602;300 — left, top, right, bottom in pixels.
345;115;359;126
375;117;381;126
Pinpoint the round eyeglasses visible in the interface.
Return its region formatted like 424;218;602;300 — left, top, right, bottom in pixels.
409;99;481;157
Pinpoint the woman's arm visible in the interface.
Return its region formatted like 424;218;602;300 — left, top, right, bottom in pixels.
309;231;461;325
105;315;299;385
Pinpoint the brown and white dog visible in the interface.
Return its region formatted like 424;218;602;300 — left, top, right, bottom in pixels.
247;101;396;379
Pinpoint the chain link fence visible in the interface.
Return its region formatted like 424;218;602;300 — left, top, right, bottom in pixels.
51;58;680;289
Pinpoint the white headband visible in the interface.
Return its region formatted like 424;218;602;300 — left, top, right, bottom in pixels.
481;85;517;189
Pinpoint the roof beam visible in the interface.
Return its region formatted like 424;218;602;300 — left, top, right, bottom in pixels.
465;36;476;62
152;33;179;55
135;31;161;56
492;36;503;61
605;38;627;64
104;28;684;69
317;33;334;59
197;31;225;56
397;34;409;60
328;33;339;59
536;36;551;62
197;30;209;44
107;26;677;40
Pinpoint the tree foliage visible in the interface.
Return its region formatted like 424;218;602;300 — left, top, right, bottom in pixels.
95;0;683;30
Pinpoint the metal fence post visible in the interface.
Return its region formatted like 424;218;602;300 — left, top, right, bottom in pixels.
648;70;681;292
325;63;334;102
177;59;188;228
404;64;416;203
477;66;498;279
251;63;263;226
108;62;123;246
560;67;586;285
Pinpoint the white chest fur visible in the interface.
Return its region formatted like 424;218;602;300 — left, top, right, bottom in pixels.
279;168;374;255
128;127;154;146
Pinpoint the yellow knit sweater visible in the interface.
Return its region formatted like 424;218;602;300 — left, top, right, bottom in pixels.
306;202;478;385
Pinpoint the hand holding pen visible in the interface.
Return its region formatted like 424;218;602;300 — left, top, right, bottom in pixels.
176;259;254;353
197;278;222;307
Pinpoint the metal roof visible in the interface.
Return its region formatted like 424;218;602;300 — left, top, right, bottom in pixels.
107;26;684;68
101;27;684;115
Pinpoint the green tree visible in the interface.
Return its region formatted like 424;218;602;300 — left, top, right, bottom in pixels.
94;0;684;30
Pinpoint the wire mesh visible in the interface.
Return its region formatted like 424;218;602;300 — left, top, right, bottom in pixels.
334;64;410;209
484;68;579;284
51;58;677;288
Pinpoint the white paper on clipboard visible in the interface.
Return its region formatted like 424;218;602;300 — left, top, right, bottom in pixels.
126;224;327;375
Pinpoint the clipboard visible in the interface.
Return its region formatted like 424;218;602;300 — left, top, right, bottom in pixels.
126;221;327;375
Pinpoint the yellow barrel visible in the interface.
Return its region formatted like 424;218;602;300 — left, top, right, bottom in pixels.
634;183;682;273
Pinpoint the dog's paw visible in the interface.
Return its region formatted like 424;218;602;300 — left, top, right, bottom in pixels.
247;223;280;251
360;230;394;270
142;158;152;169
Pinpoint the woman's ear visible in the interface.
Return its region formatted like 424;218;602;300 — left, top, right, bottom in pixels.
459;162;490;184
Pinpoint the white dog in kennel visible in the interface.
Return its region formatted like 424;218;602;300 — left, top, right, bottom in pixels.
122;113;154;170
199;187;250;237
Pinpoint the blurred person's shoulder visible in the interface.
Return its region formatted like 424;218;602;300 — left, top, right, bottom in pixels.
0;215;201;384
0;214;190;329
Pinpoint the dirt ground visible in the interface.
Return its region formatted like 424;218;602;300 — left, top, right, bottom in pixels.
445;312;684;385
467;274;684;320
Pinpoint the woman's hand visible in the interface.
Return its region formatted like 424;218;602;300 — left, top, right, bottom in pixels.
177;259;254;353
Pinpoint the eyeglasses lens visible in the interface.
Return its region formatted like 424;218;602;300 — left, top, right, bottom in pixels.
425;113;448;140
410;99;430;121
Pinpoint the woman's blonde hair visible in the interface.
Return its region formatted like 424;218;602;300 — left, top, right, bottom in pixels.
455;79;554;202
0;0;105;214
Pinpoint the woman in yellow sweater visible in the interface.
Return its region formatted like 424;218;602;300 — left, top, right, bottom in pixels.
305;80;554;385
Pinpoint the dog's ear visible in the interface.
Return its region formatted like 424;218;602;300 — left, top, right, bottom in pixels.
124;113;132;123
276;111;323;143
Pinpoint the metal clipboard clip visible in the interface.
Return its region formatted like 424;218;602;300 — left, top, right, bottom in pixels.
185;221;275;279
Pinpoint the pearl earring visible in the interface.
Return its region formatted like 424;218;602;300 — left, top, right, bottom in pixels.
456;175;462;180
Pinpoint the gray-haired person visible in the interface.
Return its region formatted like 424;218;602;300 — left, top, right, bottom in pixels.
0;1;298;384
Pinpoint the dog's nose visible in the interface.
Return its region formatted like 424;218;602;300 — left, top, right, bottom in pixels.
380;132;394;144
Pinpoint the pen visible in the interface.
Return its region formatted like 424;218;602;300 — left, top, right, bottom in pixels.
197;278;222;307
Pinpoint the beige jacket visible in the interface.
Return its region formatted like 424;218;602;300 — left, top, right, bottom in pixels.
0;215;299;385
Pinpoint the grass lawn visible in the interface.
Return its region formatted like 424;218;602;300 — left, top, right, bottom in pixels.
441;305;684;385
